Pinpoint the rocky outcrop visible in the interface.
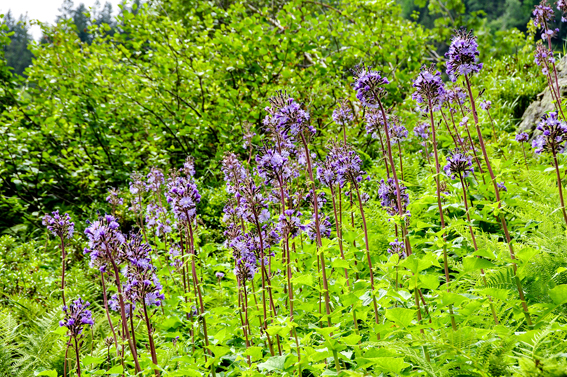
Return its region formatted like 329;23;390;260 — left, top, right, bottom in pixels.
518;56;567;133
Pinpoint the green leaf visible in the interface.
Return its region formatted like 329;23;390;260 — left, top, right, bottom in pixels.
385;308;414;328
419;274;439;290
82;355;105;365
331;258;350;269
549;284;567;305
292;273;313;286
35;371;58;377
462;256;495;273
258;355;287;372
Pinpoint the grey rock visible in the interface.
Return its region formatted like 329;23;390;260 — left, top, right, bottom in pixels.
518;56;567;133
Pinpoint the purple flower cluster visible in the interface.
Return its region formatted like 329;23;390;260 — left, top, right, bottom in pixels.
306;214;332;241
391;121;408;143
256;146;297;185
445;28;483;82
516;132;530;143
268;92;313;136
332;101;354;126
42;210;74;239
533;0;559;39
122;235;165;307
166;174;201;224
443;150;474;180
378;178;410;216
414;123;430;140
412;65;447;111
446;86;467;106
387;239;406;259
497;182;507;192
243;122;256;149
480;100;492;111
222;152;248;195
353;64;389;108
276;209;305;239
84;215;126;272
559;0;567;22
365;108;387;140
106;188;124;208
146;167;165;193
532;112;567;154
145;202;172;236
534;43;556;75
60;297;94;337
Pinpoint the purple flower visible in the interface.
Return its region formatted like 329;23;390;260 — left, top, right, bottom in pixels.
387;239;406;259
480;100;492;111
243;122;256;149
352;64;389;108
497;182;507;192
234;252;257;282
168;244;183;269
445;86;467;106
365;108;387;140
412;65;447;111
413;123;430;140
378;178;410;216
109;293;135;317
332;100;354;126
559;0;567;22
516;132;530;143
532;112;567;154
340;144;370;185
275;210;305;239
256;146;298;185
445;28;483;82
533;0;559;39
42;210;74;239
534;43;555;75
222;152;248;195
443;149;474;180
84;215;126;272
60;297;94;337
391;121;408;143
317;143;347;188
106;188;124;208
146;167;165;193
306;214;332;241
215;271;225;279
122;234;165;308
129;171;145;196
166;172;201;224
269;92;313;136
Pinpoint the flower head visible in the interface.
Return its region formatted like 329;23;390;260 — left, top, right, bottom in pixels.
243;122;256;149
516;132;530;143
146;167;165;193
387;239;406;259
480;100;492;111
497;182;507;192
216;271;225;279
443;149;474;180
84;215;126;272
534;43;555;75
445;28;483;81
413;123;430;140
42;210;74;239
365;108;387;140
378;178;410;216
106;188;124;208
222;152;248;195
60;297;94;338
533;0;559;39
559;0;567;22
532;112;567;154
332;100;354;126
352;64;389;108
306;214;332;241
269;91;313;135
412;65;447;111
166;173;201;224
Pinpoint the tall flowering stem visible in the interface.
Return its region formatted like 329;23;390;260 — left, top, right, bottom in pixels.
59;298;94;377
516;132;530;170
448;27;533;325
123;235;164;373
413;64;458;330
354;64;412;255
444;150;499;325
318;143;360;333
42;211;74;308
533;1;563;115
532;112;567;226
167;166;217;376
84;215;141;372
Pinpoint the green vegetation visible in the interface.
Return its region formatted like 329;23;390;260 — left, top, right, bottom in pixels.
1;0;567;376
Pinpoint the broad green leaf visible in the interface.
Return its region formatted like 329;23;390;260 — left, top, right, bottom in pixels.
385;308;414;328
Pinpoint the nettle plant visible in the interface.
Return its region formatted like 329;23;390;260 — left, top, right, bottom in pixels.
39;2;567;376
